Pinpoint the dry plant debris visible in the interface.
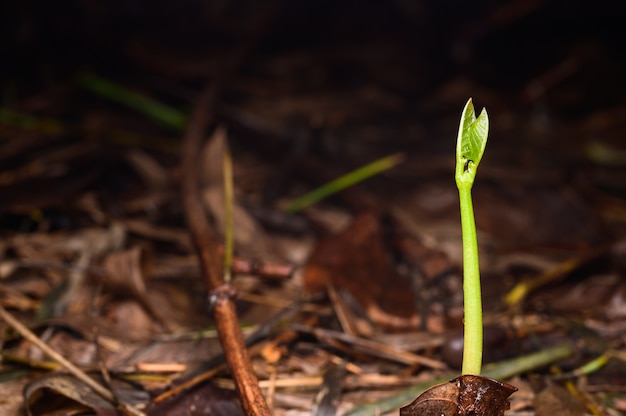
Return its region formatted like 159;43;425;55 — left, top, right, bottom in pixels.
1;1;626;415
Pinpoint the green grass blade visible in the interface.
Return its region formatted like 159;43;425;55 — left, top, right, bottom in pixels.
79;73;187;130
222;138;234;284
282;153;405;213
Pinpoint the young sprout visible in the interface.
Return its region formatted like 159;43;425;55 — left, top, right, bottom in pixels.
455;98;489;376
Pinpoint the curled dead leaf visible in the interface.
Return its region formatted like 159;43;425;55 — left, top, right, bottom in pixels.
24;373;148;416
400;374;517;416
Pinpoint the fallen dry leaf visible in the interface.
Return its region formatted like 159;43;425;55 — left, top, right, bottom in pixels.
400;375;517;416
304;212;418;330
24;373;149;416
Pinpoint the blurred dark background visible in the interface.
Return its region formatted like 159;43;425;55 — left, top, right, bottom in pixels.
2;0;625;114
2;0;626;206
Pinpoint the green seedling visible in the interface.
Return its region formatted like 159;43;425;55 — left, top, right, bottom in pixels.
399;99;517;416
455;98;489;376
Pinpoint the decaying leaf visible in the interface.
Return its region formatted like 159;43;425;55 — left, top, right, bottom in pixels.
400;374;517;416
304;212;418;330
534;381;588;416
399;377;458;416
24;373;149;416
101;245;168;330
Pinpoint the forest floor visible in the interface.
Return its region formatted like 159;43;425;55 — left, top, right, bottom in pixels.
1;1;626;415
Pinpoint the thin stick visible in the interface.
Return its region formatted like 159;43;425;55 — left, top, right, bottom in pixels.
0;304;115;403
292;324;446;369
181;86;271;415
153;363;227;404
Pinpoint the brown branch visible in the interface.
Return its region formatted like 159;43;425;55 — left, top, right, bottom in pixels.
181;87;271;415
227;251;294;279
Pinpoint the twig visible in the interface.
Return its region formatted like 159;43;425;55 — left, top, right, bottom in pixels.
0;304;115;403
152;363;227;404
152;287;318;405
291;324;447;370
181;86;271;415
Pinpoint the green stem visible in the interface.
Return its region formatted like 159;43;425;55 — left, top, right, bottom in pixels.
458;182;483;375
454;98;488;375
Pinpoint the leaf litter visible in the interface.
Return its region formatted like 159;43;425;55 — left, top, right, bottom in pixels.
1;2;626;415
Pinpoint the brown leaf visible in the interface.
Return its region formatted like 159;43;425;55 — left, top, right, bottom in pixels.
24;373;149;416
101;246;148;298
399;379;458;416
400;375;517;416
101;246;168;331
534;381;588;416
304;212;418;330
456;375;518;416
